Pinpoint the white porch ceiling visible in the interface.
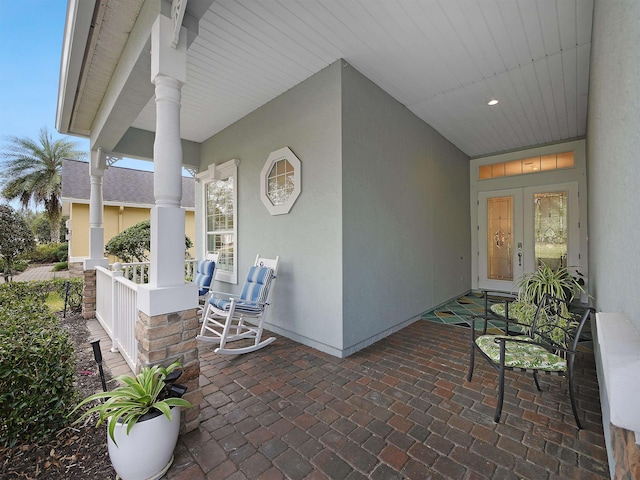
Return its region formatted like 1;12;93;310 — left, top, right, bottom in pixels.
130;0;593;158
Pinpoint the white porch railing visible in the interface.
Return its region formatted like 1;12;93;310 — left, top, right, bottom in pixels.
120;262;149;284
95;266;114;338
119;259;198;283
94;260;199;374
112;273;139;373
95;264;138;373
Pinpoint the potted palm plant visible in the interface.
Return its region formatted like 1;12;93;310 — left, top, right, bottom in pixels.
71;361;192;480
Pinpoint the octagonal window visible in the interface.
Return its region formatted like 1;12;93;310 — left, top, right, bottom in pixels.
260;147;301;215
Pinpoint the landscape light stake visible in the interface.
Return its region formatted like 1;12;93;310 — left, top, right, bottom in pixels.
90;339;108;392
63;280;70;318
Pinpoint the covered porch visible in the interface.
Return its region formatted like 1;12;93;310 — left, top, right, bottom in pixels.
56;0;640;476
86;312;609;479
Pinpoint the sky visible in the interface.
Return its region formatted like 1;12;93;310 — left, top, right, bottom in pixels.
0;0;153;172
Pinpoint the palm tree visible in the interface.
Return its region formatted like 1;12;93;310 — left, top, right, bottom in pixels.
0;127;86;243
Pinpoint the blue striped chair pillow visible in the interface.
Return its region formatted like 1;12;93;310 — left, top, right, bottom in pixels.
208;266;274;313
195;260;215;296
240;266;275;304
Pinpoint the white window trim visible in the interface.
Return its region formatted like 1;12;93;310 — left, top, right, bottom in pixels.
260;147;301;215
198;159;239;284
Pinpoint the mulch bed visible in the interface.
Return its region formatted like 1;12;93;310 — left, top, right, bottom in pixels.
1;312;116;479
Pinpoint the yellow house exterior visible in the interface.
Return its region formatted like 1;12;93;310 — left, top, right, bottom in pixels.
62;159;195;265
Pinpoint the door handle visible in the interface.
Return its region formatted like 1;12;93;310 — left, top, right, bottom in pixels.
518;252;522;267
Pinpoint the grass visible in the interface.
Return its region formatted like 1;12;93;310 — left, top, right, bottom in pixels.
45;291;64;312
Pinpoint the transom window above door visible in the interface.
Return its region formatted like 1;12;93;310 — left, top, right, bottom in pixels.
479;151;574;180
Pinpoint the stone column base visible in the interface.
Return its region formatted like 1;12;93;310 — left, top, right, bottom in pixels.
82;269;96;319
136;307;202;434
68;262;84;278
610;424;640;479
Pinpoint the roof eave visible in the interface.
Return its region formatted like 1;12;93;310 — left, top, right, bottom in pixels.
56;0;97;135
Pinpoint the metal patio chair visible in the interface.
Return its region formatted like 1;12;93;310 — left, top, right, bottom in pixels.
467;293;594;428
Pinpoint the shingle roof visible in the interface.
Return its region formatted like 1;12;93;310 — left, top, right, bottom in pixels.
61;158;195;209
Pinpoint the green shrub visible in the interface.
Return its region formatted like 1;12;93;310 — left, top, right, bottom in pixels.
0;258;29;276
0;284;77;447
12;259;29;272
53;261;68;271
51;278;83;312
0;206;36;281
106;220;192;263
56;244;68;262
0;281;50;304
24;243;68;264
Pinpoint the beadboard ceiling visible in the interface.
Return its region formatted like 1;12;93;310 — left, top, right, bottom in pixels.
89;0;596;159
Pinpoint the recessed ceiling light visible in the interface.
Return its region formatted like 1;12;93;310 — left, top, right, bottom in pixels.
487;98;499;106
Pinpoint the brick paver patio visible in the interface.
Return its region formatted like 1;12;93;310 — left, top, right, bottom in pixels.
147;320;609;479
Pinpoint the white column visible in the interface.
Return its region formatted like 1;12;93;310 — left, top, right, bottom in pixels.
150;74;186;287
84;149;109;270
137;13;197;316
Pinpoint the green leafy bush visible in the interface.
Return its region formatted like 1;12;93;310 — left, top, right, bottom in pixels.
0;281;50;304
0;205;36;281
0;283;77;447
106;220;193;263
51;278;83;312
12;259;29;272
56;243;68;262
0;258;29;274
53;261;68;271
25;243;68;264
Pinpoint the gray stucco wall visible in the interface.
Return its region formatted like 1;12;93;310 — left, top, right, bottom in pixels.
341;63;471;353
587;0;640;475
199;61;345;354
198;59;470;356
588;0;640;326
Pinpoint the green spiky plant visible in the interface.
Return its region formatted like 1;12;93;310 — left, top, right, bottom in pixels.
517;263;583;306
71;361;192;445
511;263;586;347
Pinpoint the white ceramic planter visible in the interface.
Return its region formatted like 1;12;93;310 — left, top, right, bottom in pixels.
107;407;181;480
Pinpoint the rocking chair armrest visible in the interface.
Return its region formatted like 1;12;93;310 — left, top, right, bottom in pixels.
209;290;241;300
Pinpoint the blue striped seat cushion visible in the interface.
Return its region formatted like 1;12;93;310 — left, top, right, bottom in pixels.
209;298;264;314
209;266;275;314
195;260;215;296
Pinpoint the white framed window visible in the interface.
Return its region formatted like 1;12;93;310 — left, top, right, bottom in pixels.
260;147;301;215
200;159;238;284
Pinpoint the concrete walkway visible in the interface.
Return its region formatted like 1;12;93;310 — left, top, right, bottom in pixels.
1;264;70;283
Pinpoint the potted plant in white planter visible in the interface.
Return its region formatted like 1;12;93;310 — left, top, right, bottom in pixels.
490;263;588;348
71;361;192;480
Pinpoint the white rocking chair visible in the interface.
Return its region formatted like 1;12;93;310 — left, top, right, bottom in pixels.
196;255;279;355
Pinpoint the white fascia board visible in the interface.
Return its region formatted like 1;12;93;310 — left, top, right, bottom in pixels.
56;0;96;134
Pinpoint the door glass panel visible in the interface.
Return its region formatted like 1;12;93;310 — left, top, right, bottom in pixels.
487;196;513;280
534;192;567;270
